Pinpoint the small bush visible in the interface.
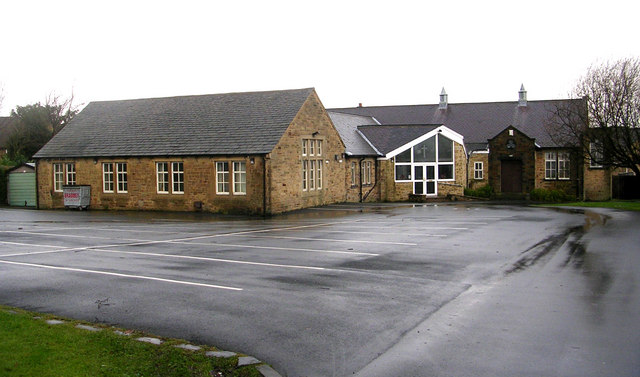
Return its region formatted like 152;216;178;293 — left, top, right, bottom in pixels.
530;188;576;202
464;185;493;198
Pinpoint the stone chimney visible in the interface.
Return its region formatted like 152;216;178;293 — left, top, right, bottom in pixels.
518;84;527;107
439;87;448;110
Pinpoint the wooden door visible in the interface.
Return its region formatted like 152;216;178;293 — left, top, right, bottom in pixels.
501;160;522;193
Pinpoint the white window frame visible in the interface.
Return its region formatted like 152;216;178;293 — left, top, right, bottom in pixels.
103;163;115;193
302;160;308;191
302;139;307;156
316;159;322;190
309;160;315;190
170;162;184;194
393;134;455;194
116;163;128;193
53;163;64;192
216;161;229;195
65;163;76;185
361;161;372;185
233;161;246;195
474;161;484;180
558;152;570;180
545;152;557;180
309;139;315;156
351;162;357;186
156;162;169;194
316;140;322;156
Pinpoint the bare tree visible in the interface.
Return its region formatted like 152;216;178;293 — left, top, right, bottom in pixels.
7;92;80;159
548;58;640;176
45;91;80;135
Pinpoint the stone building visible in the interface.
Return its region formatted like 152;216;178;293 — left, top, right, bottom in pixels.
33;86;616;214
330;86;593;200
34;88;347;215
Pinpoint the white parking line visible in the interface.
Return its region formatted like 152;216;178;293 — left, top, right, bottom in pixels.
0;240;66;249
0;259;243;291
279;229;447;237
93;249;327;271
231;234;418;246
167;240;378;256
0;230;151;242
342;224;469;230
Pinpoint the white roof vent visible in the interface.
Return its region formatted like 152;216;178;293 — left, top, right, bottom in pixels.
439;87;448;110
518;84;527;107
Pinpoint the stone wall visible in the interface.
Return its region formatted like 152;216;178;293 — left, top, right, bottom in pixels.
488;127;536;193
37;156;265;214
534;149;580;197
583;164;612;201
345;157;379;203
468;152;489;190
266;91;347;214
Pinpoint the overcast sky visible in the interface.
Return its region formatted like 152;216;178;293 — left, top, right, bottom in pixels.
1;0;639;116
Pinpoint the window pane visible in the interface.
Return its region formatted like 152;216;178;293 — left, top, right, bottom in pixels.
438;134;453;162
53;164;64;191
216;162;229;193
233;161;246;194
396;149;411;162
103;163;114;193
414;137;436;162
395;165;411;180
309;160;315;189
316;140;322;156
414;181;423;195
66;163;76;185
438;164;453;180
172;162;184;193
302;160;308;190
474;162;483;180
350;162;356;185
117;163;128;193
316;159;322;189
302;139;307;156
156;162;168;193
414;166;423;180
545;152;557;180
558;152;570;179
426;165;435;180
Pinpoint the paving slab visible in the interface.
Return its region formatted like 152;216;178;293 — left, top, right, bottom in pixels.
206;350;237;358
237;356;261;366
174;344;201;351
136;337;163;345
75;324;102;332
45;319;64;325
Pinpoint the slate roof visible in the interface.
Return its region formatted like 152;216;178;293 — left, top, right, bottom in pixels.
358;125;439;155
329;99;582;148
34;88;314;158
327;111;380;156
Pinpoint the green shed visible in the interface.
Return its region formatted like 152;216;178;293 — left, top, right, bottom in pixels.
7;163;36;207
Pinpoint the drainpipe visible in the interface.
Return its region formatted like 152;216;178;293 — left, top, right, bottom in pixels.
35;159;40;209
262;155;267;216
358;157;365;202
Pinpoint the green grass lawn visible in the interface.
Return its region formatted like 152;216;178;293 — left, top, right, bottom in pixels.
0;306;261;377
543;200;640;211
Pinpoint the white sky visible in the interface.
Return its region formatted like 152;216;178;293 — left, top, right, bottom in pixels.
1;0;639;116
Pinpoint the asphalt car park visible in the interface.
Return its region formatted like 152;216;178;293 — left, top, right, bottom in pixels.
1;204;638;376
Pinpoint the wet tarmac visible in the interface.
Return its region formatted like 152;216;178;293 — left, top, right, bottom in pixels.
0;204;638;376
